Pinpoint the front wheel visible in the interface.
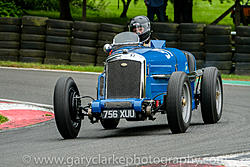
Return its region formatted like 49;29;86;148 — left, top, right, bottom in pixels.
201;67;223;124
54;77;81;139
166;72;192;134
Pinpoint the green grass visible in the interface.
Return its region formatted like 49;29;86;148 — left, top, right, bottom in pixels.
0;61;104;73
0;115;8;124
25;0;236;26
221;74;250;81
1;61;250;81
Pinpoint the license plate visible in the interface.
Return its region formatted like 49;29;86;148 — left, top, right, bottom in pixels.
102;109;136;119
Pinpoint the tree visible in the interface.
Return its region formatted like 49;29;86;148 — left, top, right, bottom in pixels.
120;0;139;18
82;0;86;21
59;0;73;20
120;0;132;18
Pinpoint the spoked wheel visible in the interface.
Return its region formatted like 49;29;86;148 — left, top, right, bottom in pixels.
201;67;223;124
166;72;192;134
100;118;120;129
54;77;81;139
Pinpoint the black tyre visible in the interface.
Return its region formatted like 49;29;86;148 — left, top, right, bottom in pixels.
44;58;69;65
236;26;250;37
72;38;97;47
100;23;125;33
179;42;204;52
70;53;96;63
22;16;48;26
71;46;97;55
151;22;179;33
22;25;46;35
100;118;120;129
201;67;223;124
0;55;18;61
0;32;20;41
21;34;45;42
191;52;205;60
47;19;73;29
205;52;232;61
46;51;70;60
205;61;232;70
205;25;231;35
47;28;72;37
235;62;250;70
180;34;204;42
234;53;250;62
235;36;250;45
74;21;101;32
54;77;81;139
20;49;45;58
166;72;192;134
179;23;205;30
0;49;19;57
204;44;232;53
19;56;43;63
235;69;250;75
236;45;250;53
0;41;19;49
98;31;117;41
46;36;71;44
0;17;21;25
166;41;179;48
21;41;45;50
152;32;179;42
46;43;71;52
205;35;232;44
72;30;98;40
0;25;20;32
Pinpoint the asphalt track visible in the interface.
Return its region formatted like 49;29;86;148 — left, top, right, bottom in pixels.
0;67;250;167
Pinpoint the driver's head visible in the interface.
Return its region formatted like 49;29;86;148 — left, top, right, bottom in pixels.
129;16;151;42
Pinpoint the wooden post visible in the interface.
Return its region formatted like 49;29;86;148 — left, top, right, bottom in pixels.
82;0;87;21
235;0;241;26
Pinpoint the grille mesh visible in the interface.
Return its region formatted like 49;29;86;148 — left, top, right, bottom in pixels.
107;60;141;99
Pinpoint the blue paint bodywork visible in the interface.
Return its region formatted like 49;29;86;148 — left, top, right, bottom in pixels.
92;40;196;114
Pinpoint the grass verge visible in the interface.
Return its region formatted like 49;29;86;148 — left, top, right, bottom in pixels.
0;61;104;73
0;115;8;124
1;61;250;81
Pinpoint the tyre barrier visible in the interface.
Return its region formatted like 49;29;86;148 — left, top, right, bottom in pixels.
179;23;206;69
20;16;48;63
0;16;250;75
71;21;100;66
152;22;179;48
204;25;232;74
0;17;21;61
45;19;73;65
235;26;250;75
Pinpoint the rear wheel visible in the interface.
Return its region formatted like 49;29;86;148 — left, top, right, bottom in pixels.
100;119;120;129
54;77;81;139
166;72;192;134
201;67;223;124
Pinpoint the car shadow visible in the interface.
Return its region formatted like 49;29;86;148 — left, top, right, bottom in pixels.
76;122;205;139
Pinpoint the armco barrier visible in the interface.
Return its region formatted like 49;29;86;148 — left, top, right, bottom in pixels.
0;16;249;75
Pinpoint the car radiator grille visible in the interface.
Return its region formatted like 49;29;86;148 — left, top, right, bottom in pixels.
107;59;141;99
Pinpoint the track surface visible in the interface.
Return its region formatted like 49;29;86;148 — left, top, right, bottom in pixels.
0;68;250;166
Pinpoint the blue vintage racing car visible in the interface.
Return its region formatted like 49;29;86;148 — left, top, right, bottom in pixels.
53;32;223;139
